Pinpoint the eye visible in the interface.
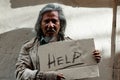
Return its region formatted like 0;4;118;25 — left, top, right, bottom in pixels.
51;19;57;24
44;19;49;23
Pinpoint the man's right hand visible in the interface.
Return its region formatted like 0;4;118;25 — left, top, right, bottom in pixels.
36;71;65;80
57;73;65;80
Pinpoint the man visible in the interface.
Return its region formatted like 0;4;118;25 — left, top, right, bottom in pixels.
15;3;101;80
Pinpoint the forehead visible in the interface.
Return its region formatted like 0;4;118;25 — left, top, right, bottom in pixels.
42;11;59;19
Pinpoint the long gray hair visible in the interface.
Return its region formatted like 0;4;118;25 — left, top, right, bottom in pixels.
35;3;67;41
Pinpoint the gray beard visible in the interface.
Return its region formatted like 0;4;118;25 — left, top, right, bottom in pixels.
44;36;57;43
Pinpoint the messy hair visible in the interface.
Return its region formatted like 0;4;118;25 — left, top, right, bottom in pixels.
35;3;67;41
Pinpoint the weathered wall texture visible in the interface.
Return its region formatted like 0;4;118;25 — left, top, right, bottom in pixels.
0;0;120;80
0;28;34;80
10;0;112;8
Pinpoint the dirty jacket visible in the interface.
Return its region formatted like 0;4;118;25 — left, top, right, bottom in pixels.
15;37;70;80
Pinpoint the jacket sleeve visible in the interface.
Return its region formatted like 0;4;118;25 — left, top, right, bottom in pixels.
15;39;58;80
15;41;38;80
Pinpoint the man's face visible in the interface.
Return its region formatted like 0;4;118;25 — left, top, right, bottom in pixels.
41;11;60;37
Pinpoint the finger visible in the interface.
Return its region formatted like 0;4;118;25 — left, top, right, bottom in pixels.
59;76;65;79
93;50;100;53
57;73;65;79
93;51;100;55
93;50;98;52
93;53;100;55
94;55;101;59
95;56;101;63
95;56;101;59
94;55;101;57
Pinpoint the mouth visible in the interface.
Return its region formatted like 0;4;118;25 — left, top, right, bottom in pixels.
46;27;57;33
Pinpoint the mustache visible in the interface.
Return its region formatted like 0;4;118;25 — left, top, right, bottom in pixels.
46;27;57;33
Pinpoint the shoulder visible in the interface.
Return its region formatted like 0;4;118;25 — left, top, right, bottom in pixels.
21;37;38;51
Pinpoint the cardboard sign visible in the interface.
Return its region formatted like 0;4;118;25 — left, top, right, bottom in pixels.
38;39;99;79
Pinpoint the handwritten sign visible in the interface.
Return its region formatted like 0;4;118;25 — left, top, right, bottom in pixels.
38;39;99;79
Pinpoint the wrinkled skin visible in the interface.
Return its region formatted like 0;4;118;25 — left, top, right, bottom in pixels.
41;11;60;37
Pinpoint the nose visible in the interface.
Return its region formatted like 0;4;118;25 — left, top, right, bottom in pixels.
47;21;54;28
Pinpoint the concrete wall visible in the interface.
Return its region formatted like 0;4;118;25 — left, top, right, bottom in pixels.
10;0;112;8
0;0;120;80
0;28;34;80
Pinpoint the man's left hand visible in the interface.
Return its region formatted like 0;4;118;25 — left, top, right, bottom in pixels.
93;50;101;63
